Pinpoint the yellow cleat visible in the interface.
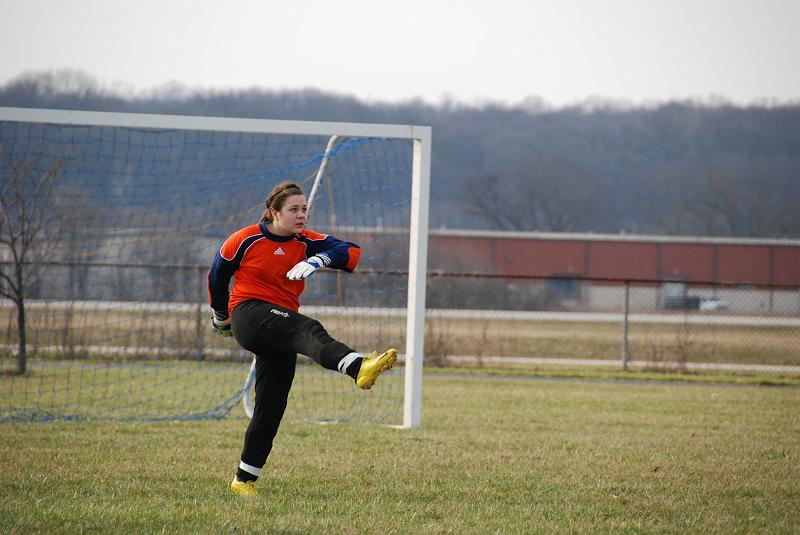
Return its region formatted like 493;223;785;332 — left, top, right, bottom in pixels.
231;478;257;497
356;348;397;390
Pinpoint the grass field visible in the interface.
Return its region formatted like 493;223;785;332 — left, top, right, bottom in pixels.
0;360;405;424
1;373;798;534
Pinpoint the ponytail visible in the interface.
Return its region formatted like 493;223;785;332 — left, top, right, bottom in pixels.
260;181;304;222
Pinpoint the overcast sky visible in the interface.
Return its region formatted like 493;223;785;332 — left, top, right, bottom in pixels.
1;0;799;107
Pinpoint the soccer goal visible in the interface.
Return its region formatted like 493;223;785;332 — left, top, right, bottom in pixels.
0;106;430;428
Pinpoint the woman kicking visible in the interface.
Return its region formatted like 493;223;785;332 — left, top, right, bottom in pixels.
208;180;396;496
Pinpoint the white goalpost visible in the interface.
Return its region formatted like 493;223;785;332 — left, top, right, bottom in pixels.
0;106;430;428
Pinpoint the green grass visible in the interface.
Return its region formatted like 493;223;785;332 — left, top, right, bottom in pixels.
2;374;798;534
0;359;404;425
427;364;800;387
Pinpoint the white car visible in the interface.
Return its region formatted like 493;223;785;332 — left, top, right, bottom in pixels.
699;298;729;311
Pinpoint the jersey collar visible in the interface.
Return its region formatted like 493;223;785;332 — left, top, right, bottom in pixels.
259;222;296;242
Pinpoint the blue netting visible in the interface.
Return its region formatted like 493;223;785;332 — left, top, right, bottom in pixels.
0;116;413;423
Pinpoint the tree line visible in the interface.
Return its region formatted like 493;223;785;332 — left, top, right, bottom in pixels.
2;70;799;238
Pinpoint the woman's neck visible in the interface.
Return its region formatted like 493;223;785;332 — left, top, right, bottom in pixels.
266;222;293;237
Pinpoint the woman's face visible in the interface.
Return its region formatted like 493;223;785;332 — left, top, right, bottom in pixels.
271;194;308;235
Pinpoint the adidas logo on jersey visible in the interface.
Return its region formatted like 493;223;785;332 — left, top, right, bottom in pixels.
274;247;285;255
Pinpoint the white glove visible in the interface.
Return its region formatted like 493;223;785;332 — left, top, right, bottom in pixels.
287;255;328;280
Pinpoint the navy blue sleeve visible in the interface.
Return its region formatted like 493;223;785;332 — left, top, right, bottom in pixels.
207;249;237;316
300;231;361;272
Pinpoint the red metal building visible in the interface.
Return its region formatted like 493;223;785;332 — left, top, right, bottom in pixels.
426;230;800;287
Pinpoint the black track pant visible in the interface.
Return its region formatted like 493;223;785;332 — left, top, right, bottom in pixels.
231;299;354;471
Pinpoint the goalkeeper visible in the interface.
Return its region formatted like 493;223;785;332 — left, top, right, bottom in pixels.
208;180;397;497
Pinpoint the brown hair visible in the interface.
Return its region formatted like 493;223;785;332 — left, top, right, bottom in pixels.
260;181;304;222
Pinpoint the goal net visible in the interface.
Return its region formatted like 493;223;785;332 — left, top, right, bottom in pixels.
0;107;430;427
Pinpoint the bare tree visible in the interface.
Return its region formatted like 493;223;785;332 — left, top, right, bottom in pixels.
695;166;798;237
460;157;600;232
460;173;521;230
646;160;800;238
0;151;67;374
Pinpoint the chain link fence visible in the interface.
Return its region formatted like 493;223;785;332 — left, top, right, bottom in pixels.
425;273;800;375
2;263;799;376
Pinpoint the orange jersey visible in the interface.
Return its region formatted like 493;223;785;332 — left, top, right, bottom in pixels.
208;222;360;314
